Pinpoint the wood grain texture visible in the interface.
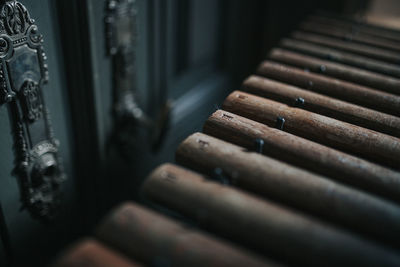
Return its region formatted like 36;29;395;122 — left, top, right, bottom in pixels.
222;91;400;168
298;21;400;52
292;31;400;64
51;239;140;267
305;15;400;43
141;163;400;267
242;75;400;137
176;132;400;246
269;48;400;95
203;110;400;203
280;38;400;78
257;61;400;116
96;202;272;267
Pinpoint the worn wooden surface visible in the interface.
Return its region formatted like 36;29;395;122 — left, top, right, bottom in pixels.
279;38;400;78
51;239;140;267
306;15;400;43
96;203;272;267
269;48;400;95
141;163;400;267
257;61;400;116
242;75;400;137
203;110;400;202
222;91;400;168
298;21;400;52
292;31;400;64
176;132;400;246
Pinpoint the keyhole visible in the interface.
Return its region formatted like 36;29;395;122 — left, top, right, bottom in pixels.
31;164;57;188
43;165;56;177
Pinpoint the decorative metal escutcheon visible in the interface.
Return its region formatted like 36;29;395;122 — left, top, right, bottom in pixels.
106;0;171;158
0;0;66;220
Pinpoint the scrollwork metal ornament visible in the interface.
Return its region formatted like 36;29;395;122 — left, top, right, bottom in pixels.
0;0;66;221
105;0;141;122
105;0;171;158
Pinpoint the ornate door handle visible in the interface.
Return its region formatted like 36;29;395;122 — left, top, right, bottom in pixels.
0;1;66;221
105;0;171;158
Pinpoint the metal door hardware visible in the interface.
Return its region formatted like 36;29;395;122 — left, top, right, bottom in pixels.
105;0;171;158
0;0;66;221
